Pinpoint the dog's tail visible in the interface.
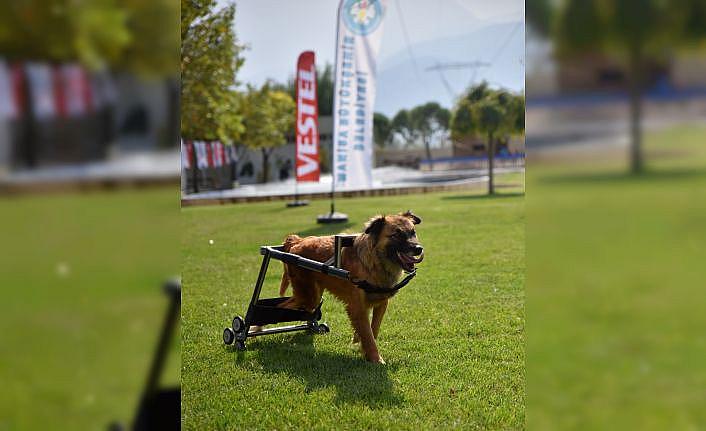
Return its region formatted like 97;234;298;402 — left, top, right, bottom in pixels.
279;234;302;296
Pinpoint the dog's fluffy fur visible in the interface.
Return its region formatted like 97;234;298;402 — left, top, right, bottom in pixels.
278;211;423;363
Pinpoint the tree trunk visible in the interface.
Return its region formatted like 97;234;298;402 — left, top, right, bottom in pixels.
424;134;433;170
261;147;271;183
628;43;644;174
487;132;495;195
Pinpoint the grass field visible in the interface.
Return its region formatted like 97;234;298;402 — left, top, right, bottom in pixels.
0;188;179;430
527;125;706;429
181;177;525;429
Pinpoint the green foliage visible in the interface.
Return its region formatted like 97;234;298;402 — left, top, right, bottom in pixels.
408;102;451;159
409;102;450;136
240;84;295;150
535;0;706;173
389;102;451;151
272;63;336;117
450;82;525;142
373;112;392;148
118;0;180;76
450;83;525;194
555;0;604;56
0;0;177;75
535;0;706;64
181;1;244;142
526;0;554;36
391;109;414;146
240;84;295;182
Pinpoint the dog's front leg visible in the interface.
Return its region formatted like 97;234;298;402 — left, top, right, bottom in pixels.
346;303;384;364
371;299;388;339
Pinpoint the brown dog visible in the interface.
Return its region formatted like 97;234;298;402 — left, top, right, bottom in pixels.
278;211;424;364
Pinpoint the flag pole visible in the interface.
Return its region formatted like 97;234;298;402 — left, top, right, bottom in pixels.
287;176;309;207
317;1;348;224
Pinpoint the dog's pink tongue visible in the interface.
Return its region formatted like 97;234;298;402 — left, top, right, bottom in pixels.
399;252;423;264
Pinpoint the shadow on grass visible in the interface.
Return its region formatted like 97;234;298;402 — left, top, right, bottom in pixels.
242;333;404;409
538;167;706;186
441;192;525;201
296;221;355;237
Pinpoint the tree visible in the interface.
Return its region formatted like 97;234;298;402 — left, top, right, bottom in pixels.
450;82;524;195
273;63;335;117
373;112;392;148
476;98;504;195
409;102;451;163
240;84;295;183
527;0;706;174
391;109;415;147
0;0;177;76
181;0;245;143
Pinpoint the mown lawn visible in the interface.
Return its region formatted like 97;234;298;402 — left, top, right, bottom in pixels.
0;188;179;430
527;125;706;429
181;179;525;430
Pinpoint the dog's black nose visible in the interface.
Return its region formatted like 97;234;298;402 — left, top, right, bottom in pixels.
412;245;424;256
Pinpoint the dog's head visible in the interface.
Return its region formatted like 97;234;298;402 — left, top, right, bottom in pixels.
363;210;424;272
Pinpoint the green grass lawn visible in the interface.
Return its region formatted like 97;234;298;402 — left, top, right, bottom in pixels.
527;124;706;429
181;180;525;429
0;188;179;430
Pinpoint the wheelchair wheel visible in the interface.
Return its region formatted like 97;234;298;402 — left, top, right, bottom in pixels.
223;327;235;345
234;340;246;351
319;323;330;333
232;316;245;334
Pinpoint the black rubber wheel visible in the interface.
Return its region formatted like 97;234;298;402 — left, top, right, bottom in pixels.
319;323;330;333
232;316;245;334
307;320;319;333
223;327;235;345
314;307;322;321
234;340;246;351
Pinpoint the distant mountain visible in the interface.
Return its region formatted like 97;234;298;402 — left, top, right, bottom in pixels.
374;20;525;116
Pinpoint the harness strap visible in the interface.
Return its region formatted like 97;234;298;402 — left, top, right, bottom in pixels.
351;270;417;294
322;251;418;294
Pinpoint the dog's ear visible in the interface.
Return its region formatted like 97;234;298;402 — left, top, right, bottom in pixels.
364;215;386;236
401;210;421;225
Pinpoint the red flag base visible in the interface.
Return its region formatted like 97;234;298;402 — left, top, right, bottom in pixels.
316;212;349;224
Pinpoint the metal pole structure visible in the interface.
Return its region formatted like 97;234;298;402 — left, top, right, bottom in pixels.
287;175;309;207
317;1;348;224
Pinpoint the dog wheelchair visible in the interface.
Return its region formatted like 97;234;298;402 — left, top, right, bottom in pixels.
223;234;357;350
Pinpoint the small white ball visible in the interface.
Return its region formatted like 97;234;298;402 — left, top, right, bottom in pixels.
209;239;214;245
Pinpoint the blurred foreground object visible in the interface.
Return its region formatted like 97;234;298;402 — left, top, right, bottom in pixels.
527;0;706;173
110;279;181;431
0;0;179;192
0;189;180;429
527;0;706;428
0;0;180;429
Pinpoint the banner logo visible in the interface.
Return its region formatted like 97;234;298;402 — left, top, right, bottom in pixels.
343;0;384;36
295;51;320;182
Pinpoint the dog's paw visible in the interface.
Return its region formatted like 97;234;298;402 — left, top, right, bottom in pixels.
372;356;386;365
366;354;386;364
351;334;360;344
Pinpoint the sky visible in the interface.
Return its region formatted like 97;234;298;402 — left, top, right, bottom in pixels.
218;0;524;114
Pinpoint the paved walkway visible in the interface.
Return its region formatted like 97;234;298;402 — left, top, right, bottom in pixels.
182;166;523;205
0;150;179;192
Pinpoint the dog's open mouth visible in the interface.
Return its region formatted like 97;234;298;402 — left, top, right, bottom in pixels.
396;251;424;272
